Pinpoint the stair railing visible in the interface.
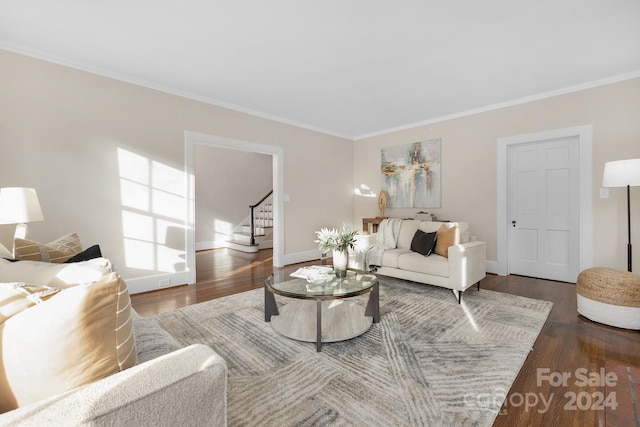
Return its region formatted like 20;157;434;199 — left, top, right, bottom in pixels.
249;190;273;245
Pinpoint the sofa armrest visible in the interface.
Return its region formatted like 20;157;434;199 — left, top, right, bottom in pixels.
0;344;227;427
355;234;377;247
447;241;487;290
349;234;378;270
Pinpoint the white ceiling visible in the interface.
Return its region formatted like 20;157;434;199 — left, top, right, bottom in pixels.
2;1;640;139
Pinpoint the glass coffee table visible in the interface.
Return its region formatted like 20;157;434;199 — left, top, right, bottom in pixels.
265;266;379;352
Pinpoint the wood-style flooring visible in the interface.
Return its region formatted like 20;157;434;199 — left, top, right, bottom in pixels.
130;248;640;426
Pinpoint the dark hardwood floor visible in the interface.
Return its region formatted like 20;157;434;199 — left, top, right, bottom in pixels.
131;248;640;426
131;248;277;316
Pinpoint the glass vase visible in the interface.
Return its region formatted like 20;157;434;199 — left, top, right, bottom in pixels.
332;250;349;278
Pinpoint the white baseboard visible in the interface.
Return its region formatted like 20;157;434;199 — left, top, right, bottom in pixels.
125;271;191;295
282;250;322;266
485;260;498;275
195;241;226;251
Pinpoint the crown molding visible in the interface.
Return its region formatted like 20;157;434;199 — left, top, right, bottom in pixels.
3;44;639;143
354;70;640;140
0;45;352;141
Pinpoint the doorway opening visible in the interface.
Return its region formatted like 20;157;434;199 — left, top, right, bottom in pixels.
185;132;285;285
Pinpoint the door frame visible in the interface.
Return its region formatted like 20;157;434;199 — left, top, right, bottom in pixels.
184;131;285;285
496;125;593;278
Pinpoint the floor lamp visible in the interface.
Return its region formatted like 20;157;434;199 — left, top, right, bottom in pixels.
0;187;44;255
603;159;640;272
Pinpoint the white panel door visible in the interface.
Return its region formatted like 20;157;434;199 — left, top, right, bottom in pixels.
508;137;580;282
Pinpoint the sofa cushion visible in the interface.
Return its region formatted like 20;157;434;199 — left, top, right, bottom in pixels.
0;257;112;288
434;224;460;258
397;220;470;249
381;249;412;268
396;220;421;249
410;230;438;256
13;232;82;263
417;221;443;234
460;223;470;243
398;252;449;278
0;272;136;412
419;221;470;243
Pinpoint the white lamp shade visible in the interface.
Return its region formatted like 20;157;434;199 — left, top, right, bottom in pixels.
0;187;45;224
602;159;640;188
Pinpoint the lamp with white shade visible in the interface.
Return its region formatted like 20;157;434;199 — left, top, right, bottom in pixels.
0;187;45;242
602;159;640;272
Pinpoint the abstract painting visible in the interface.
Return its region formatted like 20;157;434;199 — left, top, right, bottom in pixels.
381;139;441;208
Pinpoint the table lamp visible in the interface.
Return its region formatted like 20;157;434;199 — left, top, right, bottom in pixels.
0;187;45;241
603;159;640;272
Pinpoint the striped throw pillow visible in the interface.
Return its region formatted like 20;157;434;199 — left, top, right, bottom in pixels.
14;232;82;263
0;272;137;411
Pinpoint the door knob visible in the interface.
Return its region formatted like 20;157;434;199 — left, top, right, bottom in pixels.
512;220;516;227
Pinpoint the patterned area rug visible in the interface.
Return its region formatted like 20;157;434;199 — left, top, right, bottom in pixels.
152;276;552;426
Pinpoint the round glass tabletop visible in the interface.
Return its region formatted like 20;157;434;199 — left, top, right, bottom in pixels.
265;265;377;300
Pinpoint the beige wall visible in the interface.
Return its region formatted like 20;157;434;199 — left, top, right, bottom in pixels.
354;77;640;273
0;50;354;291
2;48;639;290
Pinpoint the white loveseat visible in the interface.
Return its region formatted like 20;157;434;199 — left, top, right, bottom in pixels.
0;257;227;426
351;219;486;303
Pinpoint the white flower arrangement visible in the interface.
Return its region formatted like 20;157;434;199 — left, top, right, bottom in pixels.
314;224;359;253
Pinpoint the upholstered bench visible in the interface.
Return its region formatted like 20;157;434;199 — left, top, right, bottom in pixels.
576;267;640;329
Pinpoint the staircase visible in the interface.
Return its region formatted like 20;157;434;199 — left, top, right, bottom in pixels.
226;191;273;253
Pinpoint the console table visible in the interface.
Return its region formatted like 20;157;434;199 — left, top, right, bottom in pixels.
362;217;388;234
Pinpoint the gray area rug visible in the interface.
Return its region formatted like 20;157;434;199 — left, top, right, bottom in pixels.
152;276;552;426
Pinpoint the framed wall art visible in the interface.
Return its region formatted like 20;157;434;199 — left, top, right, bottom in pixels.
381;138;441;209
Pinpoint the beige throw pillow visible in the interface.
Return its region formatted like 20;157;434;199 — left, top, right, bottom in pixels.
13;232;82;263
0;272;137;412
0;243;12;259
434;224;460;258
0;283;62;325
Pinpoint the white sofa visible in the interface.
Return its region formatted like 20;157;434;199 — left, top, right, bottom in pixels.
0;258;227;426
351;219;486;303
